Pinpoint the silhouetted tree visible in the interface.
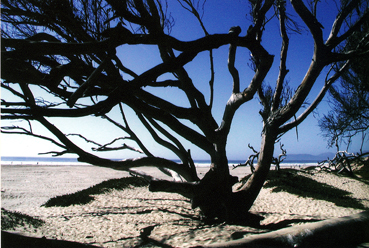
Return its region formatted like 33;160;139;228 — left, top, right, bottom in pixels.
2;0;369;222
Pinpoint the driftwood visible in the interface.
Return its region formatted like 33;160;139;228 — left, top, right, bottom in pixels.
319;151;369;175
235;143;286;172
194;211;369;248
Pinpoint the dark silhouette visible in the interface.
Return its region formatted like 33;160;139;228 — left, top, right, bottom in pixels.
1;0;369;222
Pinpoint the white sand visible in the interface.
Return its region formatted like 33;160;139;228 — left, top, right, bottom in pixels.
1;164;369;247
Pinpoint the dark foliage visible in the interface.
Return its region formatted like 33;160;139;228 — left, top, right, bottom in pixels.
319;20;369;151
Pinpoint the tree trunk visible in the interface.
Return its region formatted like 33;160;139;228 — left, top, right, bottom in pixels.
190;142;237;220
150;130;277;222
150;139;242;221
232;128;277;213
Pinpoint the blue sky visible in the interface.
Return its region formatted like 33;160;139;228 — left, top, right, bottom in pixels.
1;1;367;160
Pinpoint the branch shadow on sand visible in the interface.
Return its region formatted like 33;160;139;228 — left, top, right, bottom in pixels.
264;169;368;210
42;177;149;207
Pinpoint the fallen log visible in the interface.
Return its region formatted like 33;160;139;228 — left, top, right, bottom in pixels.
194;211;369;248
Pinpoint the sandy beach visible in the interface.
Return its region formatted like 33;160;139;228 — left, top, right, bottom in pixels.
2;163;369;247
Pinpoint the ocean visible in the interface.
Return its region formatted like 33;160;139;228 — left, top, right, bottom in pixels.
1;156;323;168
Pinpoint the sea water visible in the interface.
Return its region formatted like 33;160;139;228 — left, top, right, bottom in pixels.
1;156;323;168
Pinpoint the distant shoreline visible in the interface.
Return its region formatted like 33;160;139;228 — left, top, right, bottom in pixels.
1;156;323;167
1;155;330;164
1;161;320;168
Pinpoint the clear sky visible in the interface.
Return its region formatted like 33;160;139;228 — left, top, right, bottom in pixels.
1;1;367;160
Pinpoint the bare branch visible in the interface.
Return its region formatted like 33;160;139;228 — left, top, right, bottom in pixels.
104;103;154;157
290;0;324;44
67;133;102;146
66;133;143;153
67;54;113;107
1;125;67;151
217;34;274;135
228;26;241;94
1;83;28;100
273;142;287;171
176;0;215;108
248;0;275;41
24;113;197;181
39;150;70;157
326;2;369;49
279;60;351;134
208;49;215;109
272;1;290;112
2;31;278;58
233;143;259;173
137;112;182;158
93;142;144;153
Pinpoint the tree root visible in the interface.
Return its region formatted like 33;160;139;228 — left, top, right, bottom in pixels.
149;170;262;224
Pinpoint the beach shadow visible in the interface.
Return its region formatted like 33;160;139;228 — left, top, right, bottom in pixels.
42;177;148;207
1;231;100;248
264;169;368;210
1;208;44;230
